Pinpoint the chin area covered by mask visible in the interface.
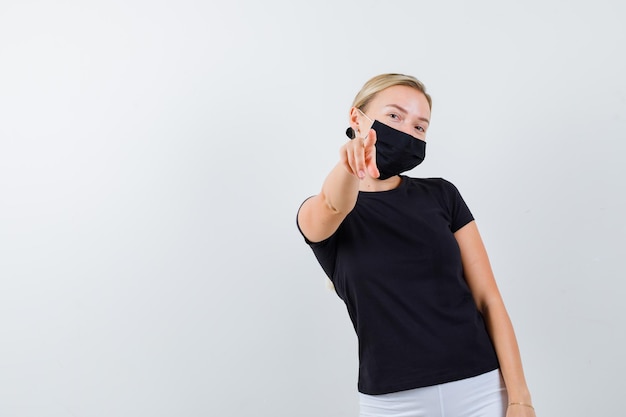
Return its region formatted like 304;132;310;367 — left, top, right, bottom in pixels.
370;120;426;180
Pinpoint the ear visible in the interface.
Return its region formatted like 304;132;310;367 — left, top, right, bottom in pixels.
349;106;361;133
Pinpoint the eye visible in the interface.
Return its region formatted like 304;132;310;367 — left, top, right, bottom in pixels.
388;113;401;121
415;126;425;132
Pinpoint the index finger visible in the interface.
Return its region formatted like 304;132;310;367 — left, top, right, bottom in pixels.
363;128;377;149
364;129;380;179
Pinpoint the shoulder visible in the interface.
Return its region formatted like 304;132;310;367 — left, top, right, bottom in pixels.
403;176;470;209
402;176;461;193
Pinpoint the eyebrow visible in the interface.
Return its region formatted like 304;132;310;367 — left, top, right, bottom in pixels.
385;104;430;125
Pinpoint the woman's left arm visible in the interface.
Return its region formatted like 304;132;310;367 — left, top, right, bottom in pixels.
455;220;536;417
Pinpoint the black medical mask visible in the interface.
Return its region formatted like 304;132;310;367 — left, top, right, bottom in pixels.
370;120;426;179
351;110;426;180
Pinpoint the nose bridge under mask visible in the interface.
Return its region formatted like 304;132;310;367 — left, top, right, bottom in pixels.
358;108;423;140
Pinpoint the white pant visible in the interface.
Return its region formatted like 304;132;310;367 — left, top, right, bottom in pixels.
359;369;507;417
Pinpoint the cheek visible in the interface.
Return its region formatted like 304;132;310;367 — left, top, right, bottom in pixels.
358;120;374;135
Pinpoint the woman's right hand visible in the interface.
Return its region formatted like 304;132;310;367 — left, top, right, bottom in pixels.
340;128;379;179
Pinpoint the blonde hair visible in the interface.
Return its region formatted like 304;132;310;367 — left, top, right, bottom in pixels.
352;73;432;111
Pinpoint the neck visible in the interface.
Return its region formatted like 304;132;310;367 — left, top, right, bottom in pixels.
359;175;402;192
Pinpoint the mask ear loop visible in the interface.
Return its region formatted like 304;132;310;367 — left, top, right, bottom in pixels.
345;108;374;140
357;108;374;123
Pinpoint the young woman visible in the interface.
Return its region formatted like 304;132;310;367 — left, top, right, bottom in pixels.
297;74;536;417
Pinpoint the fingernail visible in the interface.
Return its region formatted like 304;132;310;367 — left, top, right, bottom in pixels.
358;170;365;179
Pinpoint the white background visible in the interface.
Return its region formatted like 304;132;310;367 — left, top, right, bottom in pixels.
1;1;624;416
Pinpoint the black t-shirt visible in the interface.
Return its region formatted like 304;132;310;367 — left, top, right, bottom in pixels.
298;176;499;395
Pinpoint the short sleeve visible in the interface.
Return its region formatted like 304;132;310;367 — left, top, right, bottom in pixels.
441;179;474;232
296;199;339;279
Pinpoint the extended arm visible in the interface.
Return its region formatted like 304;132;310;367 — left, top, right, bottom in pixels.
297;129;378;243
455;221;536;417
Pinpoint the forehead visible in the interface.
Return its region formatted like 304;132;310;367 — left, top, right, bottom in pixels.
369;85;431;117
